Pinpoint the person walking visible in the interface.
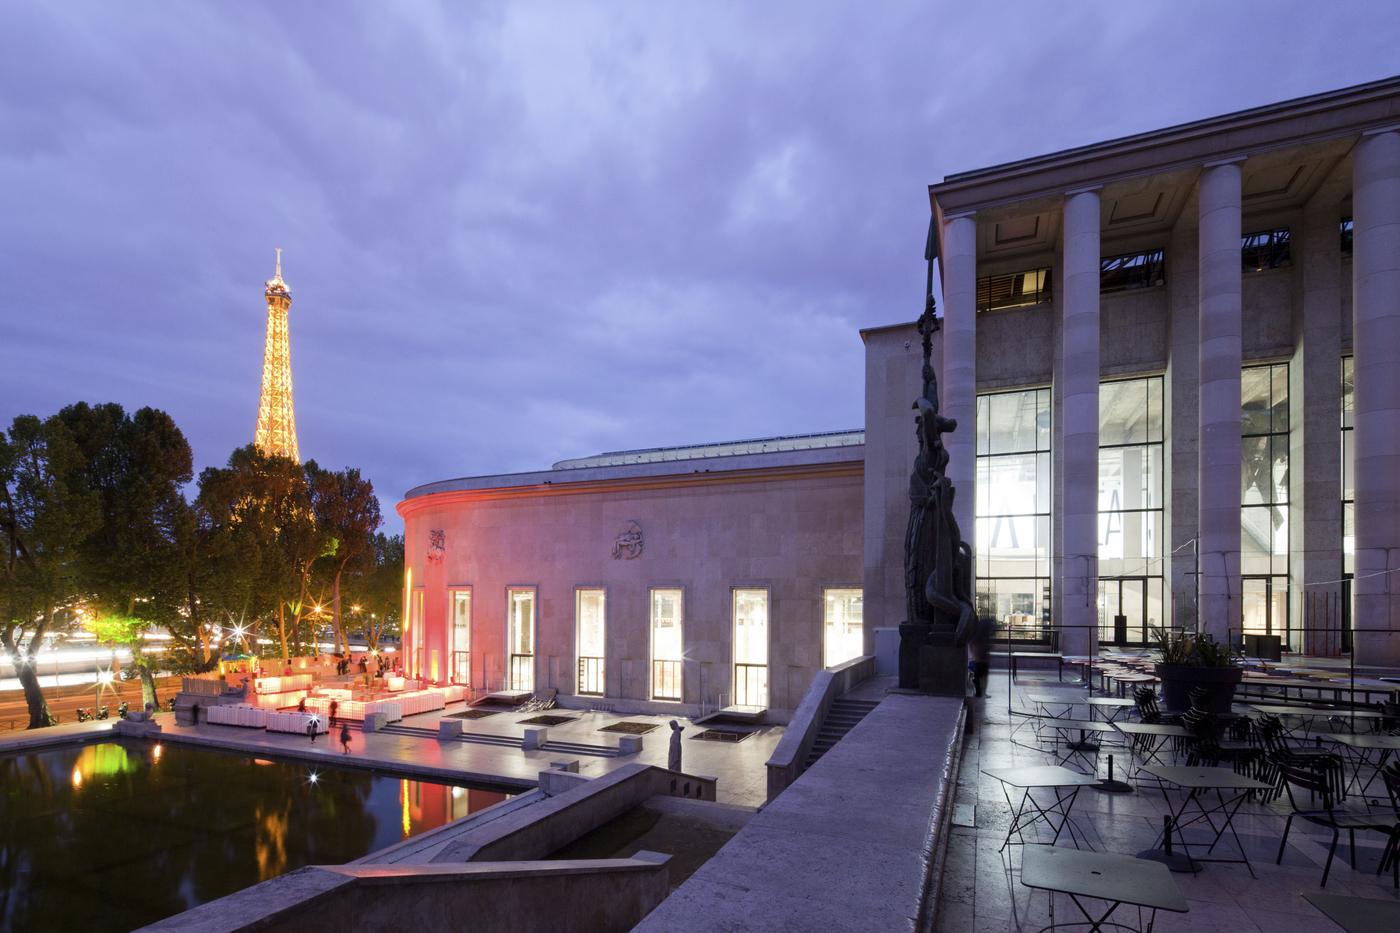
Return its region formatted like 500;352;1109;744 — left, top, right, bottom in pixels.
329;699;339;728
339;723;352;755
190;702;200;726
297;697;308;713
968;617;997;698
307;716;320;743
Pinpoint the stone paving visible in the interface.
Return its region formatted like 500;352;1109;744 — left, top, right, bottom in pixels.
71;702;783;807
937;672;1400;932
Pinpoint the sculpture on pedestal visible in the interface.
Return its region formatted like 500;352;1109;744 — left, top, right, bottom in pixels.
899;223;976;692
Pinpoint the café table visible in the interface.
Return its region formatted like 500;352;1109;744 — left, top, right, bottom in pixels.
982;765;1100;852
1114;721;1191;775
1037;718;1120;773
1136;765;1272;877
1086;697;1137;722
1303;892;1400;932
1022;845;1188;933
1317;732;1400;800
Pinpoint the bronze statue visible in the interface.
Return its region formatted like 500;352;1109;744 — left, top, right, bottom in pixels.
899;223;976;691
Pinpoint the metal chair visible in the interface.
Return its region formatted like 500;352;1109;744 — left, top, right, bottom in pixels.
1376;762;1400;888
1258;714;1346;801
1275;760;1394;887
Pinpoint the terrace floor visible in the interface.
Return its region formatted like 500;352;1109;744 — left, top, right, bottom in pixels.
136;702;781;807
936;671;1400;932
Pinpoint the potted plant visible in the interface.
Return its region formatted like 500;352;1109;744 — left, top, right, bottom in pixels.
1150;627;1243;714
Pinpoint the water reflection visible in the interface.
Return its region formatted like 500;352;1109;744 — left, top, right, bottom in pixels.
0;740;509;932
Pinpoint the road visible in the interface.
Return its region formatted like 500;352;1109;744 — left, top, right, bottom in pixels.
0;675;180;731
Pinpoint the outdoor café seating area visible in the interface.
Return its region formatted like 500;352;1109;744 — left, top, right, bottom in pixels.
196;663;471;734
938;651;1400;932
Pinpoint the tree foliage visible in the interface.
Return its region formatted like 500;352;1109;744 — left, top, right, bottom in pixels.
1;404;394;729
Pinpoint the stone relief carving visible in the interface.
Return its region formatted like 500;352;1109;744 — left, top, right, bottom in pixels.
427;529;446;564
612;520;643;560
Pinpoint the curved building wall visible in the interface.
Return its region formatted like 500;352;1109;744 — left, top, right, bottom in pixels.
398;460;862;720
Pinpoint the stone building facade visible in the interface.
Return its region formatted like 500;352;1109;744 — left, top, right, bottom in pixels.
867;75;1400;664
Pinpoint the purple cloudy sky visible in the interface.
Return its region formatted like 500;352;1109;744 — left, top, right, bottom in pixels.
2;2;1397;531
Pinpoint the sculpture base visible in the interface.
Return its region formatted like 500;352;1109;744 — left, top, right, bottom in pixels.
918;643;968;696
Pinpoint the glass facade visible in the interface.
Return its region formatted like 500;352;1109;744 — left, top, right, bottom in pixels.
650;588;684;701
823;588;864;668
1097;377;1166;645
974;387;1052;639
450;589;471;685
732;589;769;707
575;588;606;696
1241;363;1290;641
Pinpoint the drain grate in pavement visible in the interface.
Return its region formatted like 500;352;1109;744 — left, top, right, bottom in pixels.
694;728;753;743
518;715;576;726
447;709;499;720
598;721;658;735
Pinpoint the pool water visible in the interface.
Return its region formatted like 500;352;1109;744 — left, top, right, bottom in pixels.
0;739;510;931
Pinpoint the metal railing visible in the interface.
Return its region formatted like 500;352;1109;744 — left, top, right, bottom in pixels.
509;654;534;692
577;656;605;696
733;662;768;707
652;660;682;701
452;650;470;686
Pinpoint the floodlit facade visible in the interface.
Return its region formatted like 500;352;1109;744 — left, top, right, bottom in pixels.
865;75;1400;664
400;76;1400;704
396;434;863;720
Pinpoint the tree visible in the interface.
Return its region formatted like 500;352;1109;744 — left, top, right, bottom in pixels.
57;403;193;708
193;446;323;662
346;533;403;656
0;414;101;727
306;462;381;656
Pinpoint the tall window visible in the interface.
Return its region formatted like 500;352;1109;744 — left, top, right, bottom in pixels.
732;588;769;707
575;588;606;697
975;388;1052;640
1342;356;1354;633
823;588;864;668
650;588;684;701
506;587;535;692
1241;363;1290;641
450;589;471;685
410;588;424;679
1097;377;1165;645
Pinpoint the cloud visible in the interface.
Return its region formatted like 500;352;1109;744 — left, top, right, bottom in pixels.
1;0;1397;531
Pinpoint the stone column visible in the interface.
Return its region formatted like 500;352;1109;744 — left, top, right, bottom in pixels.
1058;188;1101;656
1352;128;1400;666
1197;160;1244;642
941;213;978;545
1167;191;1200;629
1295;185;1345;655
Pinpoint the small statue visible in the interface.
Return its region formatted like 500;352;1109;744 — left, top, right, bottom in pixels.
667;719;684;772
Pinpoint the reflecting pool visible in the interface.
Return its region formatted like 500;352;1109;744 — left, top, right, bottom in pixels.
0;739;510;931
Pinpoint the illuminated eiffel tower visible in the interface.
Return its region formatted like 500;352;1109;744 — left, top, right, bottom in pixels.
253;248;300;462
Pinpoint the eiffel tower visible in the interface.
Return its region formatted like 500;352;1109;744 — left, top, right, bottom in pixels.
253;248;300;462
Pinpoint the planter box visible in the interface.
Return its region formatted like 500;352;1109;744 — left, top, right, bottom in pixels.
1155;664;1243;714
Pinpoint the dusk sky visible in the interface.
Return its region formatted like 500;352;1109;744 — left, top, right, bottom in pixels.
3;2;1397;532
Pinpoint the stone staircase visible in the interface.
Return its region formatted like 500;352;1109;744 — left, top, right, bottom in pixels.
804;697;879;769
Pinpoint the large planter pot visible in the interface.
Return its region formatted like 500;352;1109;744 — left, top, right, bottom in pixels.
1154;664;1243;714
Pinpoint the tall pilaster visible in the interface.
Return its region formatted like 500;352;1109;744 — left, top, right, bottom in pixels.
941;213;978;542
1197;161;1244;641
1058;189;1101;654
1352;128;1400;666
